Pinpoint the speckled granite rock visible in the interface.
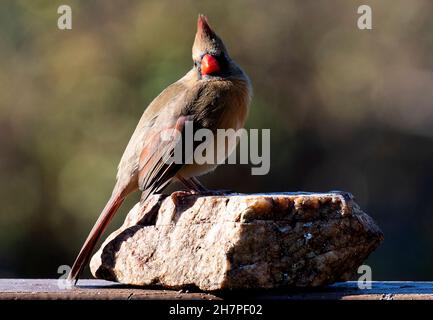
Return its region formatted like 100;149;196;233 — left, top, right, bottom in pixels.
90;191;383;291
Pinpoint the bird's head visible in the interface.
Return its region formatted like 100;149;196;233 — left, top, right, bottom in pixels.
192;15;231;78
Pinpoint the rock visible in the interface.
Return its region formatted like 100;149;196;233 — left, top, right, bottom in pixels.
90;191;383;291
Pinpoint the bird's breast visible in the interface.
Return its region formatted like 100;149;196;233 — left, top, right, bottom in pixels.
178;76;252;179
191;77;252;131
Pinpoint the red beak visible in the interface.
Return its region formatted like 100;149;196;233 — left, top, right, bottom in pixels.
201;54;220;76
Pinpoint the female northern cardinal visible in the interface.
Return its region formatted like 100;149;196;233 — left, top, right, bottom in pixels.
68;14;252;282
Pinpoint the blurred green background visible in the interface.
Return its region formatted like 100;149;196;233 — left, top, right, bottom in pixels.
1;0;433;280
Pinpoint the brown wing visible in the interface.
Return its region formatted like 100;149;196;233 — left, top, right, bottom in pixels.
137;115;192;199
115;73;197;192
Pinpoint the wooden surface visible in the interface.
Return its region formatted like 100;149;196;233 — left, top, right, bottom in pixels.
1;279;433;300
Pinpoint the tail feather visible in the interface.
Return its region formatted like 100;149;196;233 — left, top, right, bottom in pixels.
68;194;125;283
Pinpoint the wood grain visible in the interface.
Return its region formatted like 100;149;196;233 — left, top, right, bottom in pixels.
1;280;432;300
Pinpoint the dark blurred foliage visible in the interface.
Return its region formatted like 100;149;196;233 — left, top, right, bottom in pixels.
1;0;433;280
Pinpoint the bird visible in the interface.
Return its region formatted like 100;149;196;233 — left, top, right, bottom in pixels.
68;14;252;283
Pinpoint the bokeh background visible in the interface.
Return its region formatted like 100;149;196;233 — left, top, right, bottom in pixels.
1;0;433;280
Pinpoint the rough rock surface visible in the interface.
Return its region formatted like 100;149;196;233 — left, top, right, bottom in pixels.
90;191;383;291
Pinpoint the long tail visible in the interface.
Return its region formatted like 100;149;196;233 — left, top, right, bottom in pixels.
68;193;125;283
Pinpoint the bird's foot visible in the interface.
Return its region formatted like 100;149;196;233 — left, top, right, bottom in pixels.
196;189;236;196
170;189;235;203
170;190;199;205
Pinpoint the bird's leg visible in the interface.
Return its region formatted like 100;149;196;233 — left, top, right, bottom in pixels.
177;175;198;191
189;177;209;193
176;175;202;195
176;175;233;196
189;176;234;196
171;175;202;203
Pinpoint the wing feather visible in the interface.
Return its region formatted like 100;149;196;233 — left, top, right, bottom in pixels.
137;115;190;195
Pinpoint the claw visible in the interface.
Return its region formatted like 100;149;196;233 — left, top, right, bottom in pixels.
199;189;235;196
